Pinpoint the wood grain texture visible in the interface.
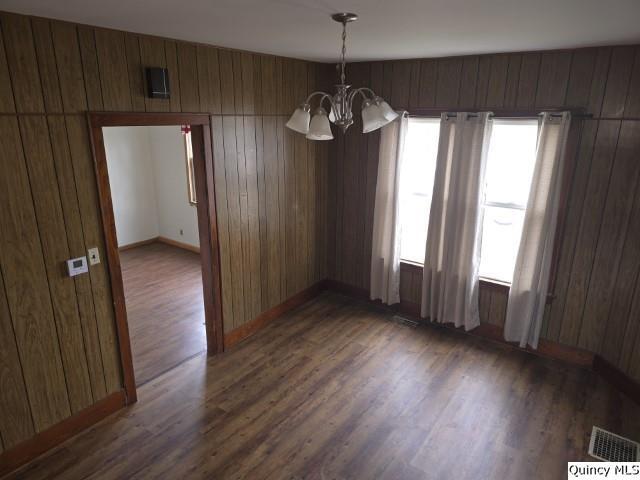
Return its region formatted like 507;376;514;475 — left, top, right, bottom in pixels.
0;9;327;467
120;243;205;386
6;293;640;480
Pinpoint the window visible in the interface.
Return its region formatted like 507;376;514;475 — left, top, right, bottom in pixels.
182;126;197;205
399;118;440;264
399;117;538;284
479;120;538;282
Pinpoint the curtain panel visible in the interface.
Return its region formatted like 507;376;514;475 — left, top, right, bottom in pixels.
421;112;493;330
504;112;571;348
370;113;409;305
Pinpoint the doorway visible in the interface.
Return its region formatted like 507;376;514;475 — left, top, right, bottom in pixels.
89;113;223;403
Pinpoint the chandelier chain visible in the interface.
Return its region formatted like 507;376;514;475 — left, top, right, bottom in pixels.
340;21;347;85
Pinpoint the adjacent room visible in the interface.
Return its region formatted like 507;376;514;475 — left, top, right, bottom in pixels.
103;125;205;386
0;1;639;478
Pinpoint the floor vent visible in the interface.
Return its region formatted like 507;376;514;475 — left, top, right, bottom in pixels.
589;426;639;462
391;315;419;327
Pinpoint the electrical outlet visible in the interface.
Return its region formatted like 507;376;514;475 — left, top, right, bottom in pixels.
87;247;100;265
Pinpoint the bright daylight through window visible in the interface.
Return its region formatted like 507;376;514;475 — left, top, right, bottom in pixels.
399;117;539;284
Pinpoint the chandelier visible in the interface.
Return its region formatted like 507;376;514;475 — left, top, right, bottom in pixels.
286;13;398;140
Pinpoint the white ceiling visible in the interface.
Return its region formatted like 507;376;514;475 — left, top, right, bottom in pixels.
1;0;639;62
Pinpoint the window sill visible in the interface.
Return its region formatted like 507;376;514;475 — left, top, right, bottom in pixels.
399;261;511;294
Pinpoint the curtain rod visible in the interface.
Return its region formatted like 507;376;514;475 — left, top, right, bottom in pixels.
407;110;592;119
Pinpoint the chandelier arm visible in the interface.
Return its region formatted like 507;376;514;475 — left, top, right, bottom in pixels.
304;91;333;106
347;87;376;111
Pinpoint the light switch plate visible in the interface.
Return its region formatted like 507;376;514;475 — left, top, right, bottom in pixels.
88;247;100;265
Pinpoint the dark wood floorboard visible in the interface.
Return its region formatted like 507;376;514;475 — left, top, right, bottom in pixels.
8;293;640;479
120;242;206;386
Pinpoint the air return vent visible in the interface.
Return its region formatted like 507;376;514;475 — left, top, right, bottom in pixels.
391;315;419;327
588;426;639;462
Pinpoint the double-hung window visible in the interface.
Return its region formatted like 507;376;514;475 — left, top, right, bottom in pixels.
399;116;539;284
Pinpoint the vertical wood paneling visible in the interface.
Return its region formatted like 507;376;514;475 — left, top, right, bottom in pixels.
485;55;509;107
390;61;411;110
545;121;597;341
0;11;328;458
176;42;199;112
219;50;235;114
535;51;572;107
47;116;107;400
210;116;234;331
565;49;597;108
164;41;182;112
588;47;612;117
77;27;103;110
31;19;63;113
417;60;437;108
0;22;14;113
435;58;463;108
243;116;262;320
95;29;132;111
196;46;222;114
474;56;492;108
221;116;246;326
19;117;94;413
503;54;522;108
601;46;636;117
0;117;70;431
65;116;121;394
263;116;282;304
558;120;620;346
51;22;88;113
516;53;541;108
459;56;479;108
577;121;640;352
0;268;34;448
124;34;145;112
1;13;44;113
625;47;640;117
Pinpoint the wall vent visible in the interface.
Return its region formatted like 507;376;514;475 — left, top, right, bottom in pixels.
589;426;639;462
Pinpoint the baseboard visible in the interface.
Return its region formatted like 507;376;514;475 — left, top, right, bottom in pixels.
593;355;640;405
118;237;159;251
224;280;328;349
0;390;126;477
326;280;594;368
156;236;200;254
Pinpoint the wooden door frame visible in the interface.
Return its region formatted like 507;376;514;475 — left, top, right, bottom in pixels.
87;112;224;404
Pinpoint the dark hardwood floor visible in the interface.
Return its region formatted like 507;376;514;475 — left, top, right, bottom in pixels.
120;242;206;386
8;293;640;479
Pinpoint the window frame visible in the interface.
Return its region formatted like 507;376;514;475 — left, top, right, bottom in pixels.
183;130;197;206
400;109;580;300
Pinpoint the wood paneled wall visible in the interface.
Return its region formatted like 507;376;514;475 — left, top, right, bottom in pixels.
328;46;640;382
0;11;327;454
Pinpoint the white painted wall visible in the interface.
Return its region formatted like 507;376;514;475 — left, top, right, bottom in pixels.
104;125;199;249
104;126;159;247
149;126;200;248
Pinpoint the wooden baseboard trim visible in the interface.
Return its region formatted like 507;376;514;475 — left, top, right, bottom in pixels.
326;280;594;368
593;355;640;405
224;281;328;349
118;237;159;251
157;236;200;254
0;390;126;477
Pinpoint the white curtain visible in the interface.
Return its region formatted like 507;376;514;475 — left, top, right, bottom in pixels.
421;112;492;330
504;112;571;348
370;113;408;305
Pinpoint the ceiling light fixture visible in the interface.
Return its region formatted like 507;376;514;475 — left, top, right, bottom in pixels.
286;12;398;140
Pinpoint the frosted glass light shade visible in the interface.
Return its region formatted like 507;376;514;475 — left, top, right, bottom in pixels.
361;99;388;133
306;107;333;140
375;97;399;122
286;104;311;134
